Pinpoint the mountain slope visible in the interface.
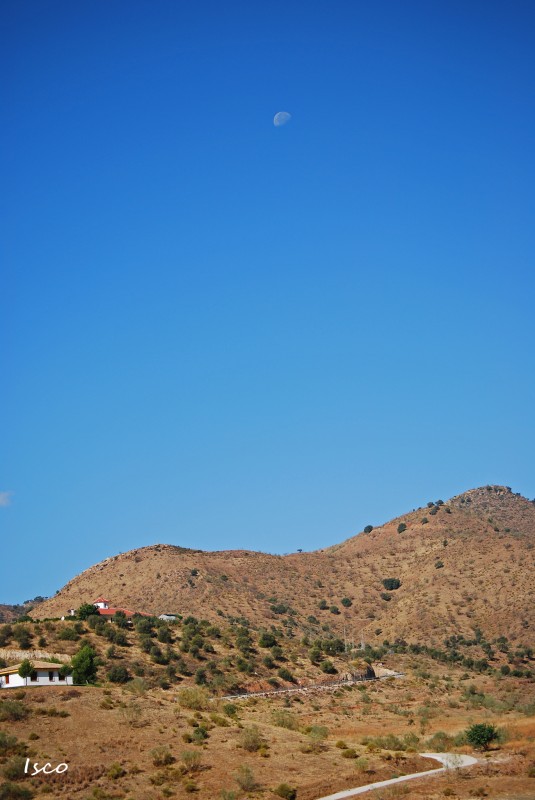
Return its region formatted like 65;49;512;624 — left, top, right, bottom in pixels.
32;486;535;647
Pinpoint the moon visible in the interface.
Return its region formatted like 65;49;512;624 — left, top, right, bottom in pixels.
273;111;291;127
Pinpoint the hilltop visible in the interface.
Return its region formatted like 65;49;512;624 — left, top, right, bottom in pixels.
31;486;535;648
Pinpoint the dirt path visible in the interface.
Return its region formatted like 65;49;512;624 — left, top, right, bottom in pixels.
314;752;478;799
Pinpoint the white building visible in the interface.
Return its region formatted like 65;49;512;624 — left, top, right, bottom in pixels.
158;613;177;622
0;661;73;689
93;596;110;609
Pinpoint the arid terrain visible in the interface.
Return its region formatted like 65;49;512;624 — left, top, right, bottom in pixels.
1;484;534;799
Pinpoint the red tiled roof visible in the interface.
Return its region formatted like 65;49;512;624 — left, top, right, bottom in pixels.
93;596;110;603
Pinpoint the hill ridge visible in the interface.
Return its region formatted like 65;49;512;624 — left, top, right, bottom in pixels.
29;485;535;648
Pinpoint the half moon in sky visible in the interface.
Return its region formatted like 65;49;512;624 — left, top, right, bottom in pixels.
273;111;291;127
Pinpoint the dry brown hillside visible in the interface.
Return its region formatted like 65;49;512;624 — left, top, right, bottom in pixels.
32;486;535;648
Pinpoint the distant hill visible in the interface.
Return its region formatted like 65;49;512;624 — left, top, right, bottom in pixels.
0;596;47;623
31;486;535;647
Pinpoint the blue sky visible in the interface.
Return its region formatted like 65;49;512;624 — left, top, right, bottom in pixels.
2;1;534;603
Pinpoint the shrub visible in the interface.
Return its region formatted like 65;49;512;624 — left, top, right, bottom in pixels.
302;725;328;753
342;748;357;758
421;517;428;524
397;523;407;534
57;627;80;641
258;632;277;648
318;599;328;610
107;762;126;779
181;750;202;773
382;578;401;591
364;525;373;533
341;597;352;608
380;593;392;602
0;702;28;722
235;765;256;791
151;746;175;766
277;667;295;683
108;665;130;683
271;710;300;730
223;702;238;718
465;723;499;750
320;660;336;674
0;733;25;757
274;784;297;799
12;628;32;650
195;668;208;685
178;687;209;710
330;606;340;615
435;560;444;569
191;726;209;744
239;725;266;753
2;756;27;780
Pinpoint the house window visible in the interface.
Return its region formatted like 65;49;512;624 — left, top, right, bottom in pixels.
30;672;38;682
48;671;55;682
58;673;65;681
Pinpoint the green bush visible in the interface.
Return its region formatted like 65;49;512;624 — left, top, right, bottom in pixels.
397;523;407;534
77;603;99;620
465;723;499;750
57;627;80;641
0;702;28;722
320;660;336;674
0;733;25;757
277;667;295;683
2;756;27;781
108;665;130;683
364;525;373;533
341;597;352;607
380;592;392;602
382;578;401;591
258;632;277;648
71;644;98;684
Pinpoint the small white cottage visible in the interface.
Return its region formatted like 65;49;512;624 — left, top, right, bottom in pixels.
158;613;177;622
0;661;73;689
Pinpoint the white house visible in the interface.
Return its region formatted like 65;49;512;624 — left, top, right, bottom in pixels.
93;596;110;609
158;614;177;622
0;661;73;689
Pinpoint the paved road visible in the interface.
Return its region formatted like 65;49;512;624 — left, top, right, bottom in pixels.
314;752;478;799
